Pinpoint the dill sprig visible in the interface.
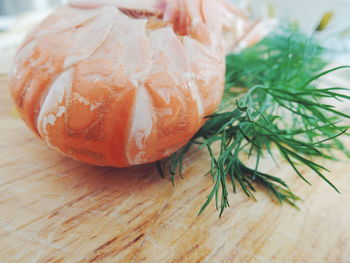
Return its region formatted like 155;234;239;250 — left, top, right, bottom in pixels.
162;27;350;216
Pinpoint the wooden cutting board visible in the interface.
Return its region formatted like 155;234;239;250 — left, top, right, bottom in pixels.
1;75;350;263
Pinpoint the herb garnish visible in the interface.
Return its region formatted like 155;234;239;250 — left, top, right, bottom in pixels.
159;27;350;216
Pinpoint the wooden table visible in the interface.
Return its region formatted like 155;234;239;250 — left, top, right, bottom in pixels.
1;75;350;263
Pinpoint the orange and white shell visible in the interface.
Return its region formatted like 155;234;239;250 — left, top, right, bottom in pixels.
10;0;259;167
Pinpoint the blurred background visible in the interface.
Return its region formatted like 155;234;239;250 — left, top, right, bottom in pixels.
0;0;64;30
0;0;349;74
0;0;62;15
0;0;65;74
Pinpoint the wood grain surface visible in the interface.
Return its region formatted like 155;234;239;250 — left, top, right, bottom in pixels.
1;74;350;263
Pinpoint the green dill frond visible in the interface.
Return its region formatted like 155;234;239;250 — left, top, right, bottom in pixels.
164;25;350;216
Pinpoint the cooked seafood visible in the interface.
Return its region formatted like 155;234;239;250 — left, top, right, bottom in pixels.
10;0;261;167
